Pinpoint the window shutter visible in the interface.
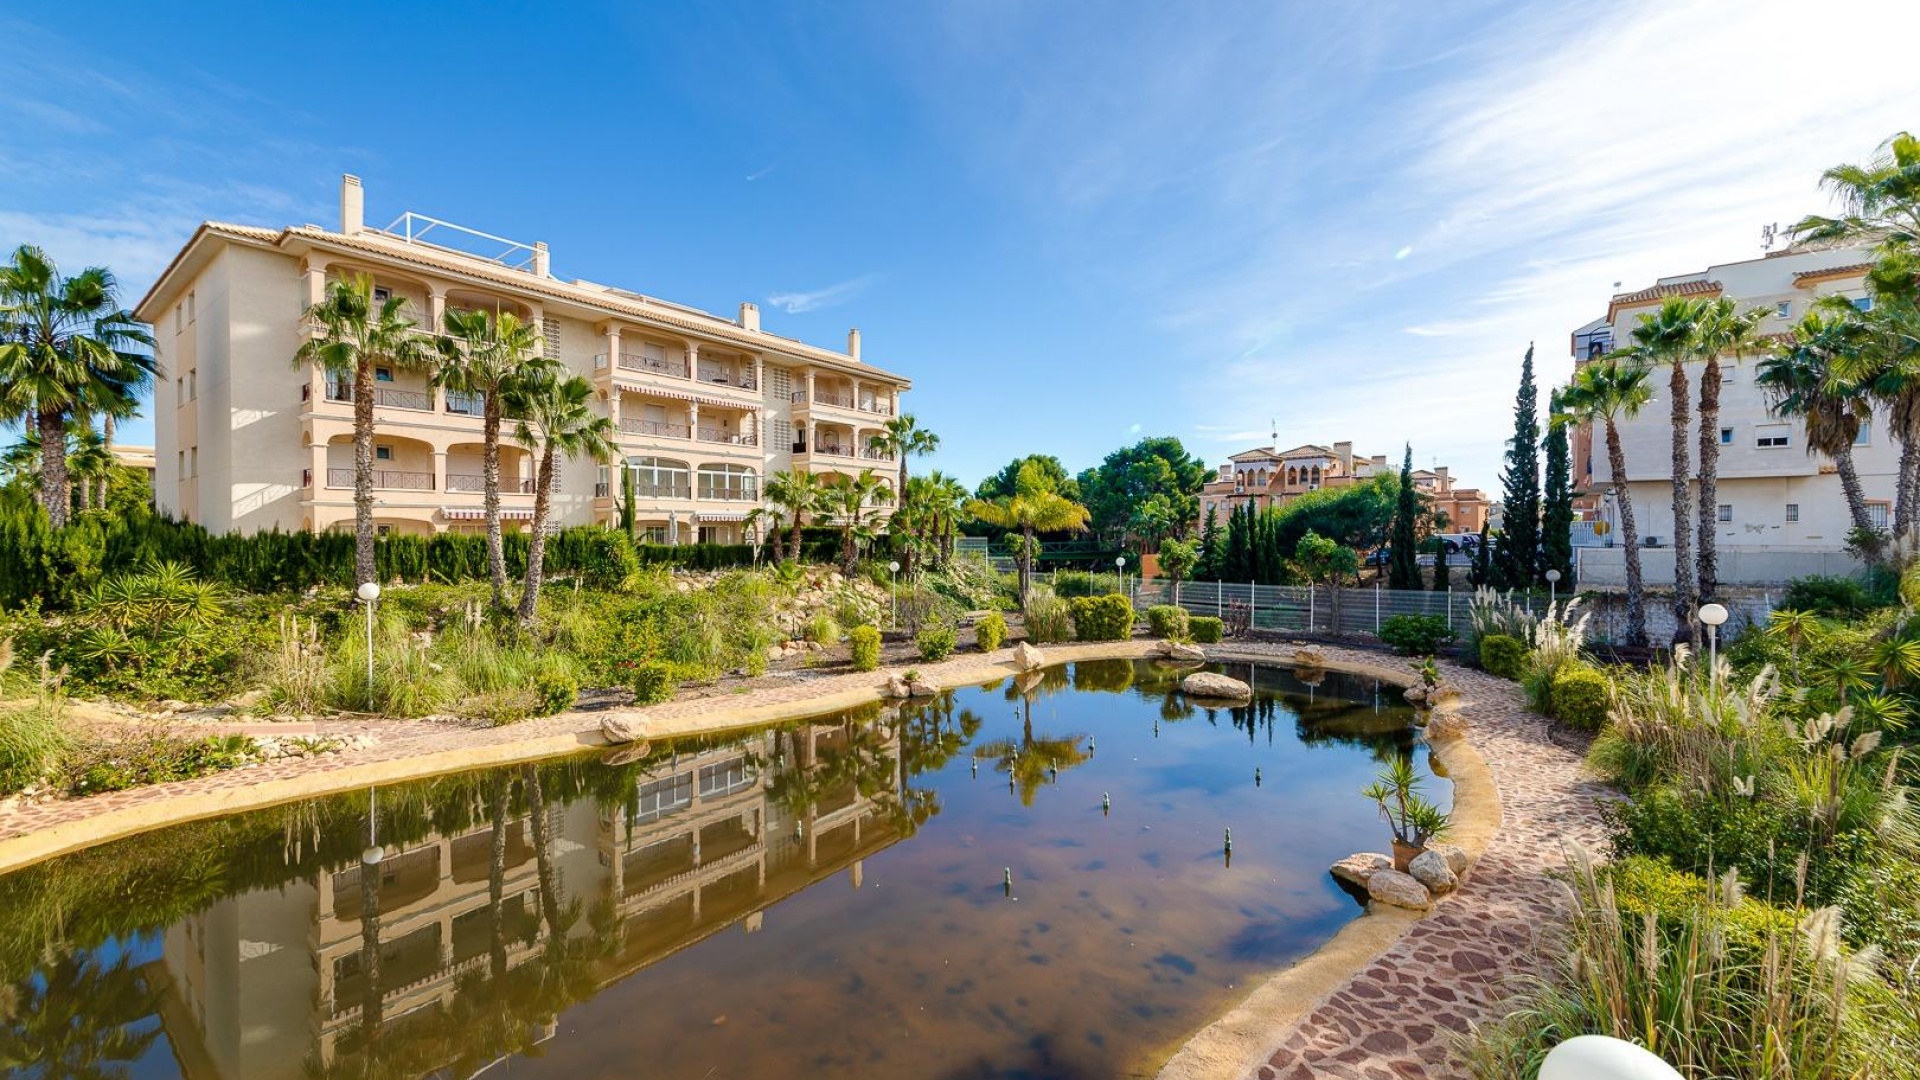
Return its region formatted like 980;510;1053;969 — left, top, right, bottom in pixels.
542;317;561;360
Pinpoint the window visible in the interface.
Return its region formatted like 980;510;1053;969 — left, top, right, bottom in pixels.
188;446;198;477
187;369;197;400
1775;300;1791;318
698;758;754;797
1719;427;1734;445
1718;504;1733;522
698;464;757;501
640;525;670;544
374;367;394;383
627;457;690;498
1756;426;1790;448
187;291;195;323
1853;295;1874;312
634;773;692;822
375;524;393;538
1786;503;1800;523
1869;503;1891;529
1856;422;1873;446
375;445;392;462
177;450;185;478
174;303;183;334
372;287;391;304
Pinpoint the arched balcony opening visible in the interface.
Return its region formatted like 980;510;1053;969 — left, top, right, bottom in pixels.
697;464;758;503
325;434;435;492
445;442;537;496
626;456;692;501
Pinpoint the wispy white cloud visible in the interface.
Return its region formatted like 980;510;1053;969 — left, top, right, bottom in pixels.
768;275;875;314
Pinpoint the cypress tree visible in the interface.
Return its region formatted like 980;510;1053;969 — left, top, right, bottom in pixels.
1492;344;1542;588
1541;394;1575;587
1469;520;1492;588
1224;502;1250;582
1431;535;1451;592
1387;443;1421;590
1197;505;1222;580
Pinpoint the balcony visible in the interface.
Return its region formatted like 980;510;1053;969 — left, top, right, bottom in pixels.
446;474;536;494
697;485;759;502
599;352;690;379
696;427;757;447
327;468;434;491
633;482;693;500
801;442;893;462
444;390;486;417
312;381;435;412
619;417;692;440
696;362;757;392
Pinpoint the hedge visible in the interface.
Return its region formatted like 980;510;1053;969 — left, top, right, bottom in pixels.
1190;616;1224;644
1145;604;1190;640
848;625;882;671
1070;595;1135;642
1549;663;1611;731
1479;633;1527;680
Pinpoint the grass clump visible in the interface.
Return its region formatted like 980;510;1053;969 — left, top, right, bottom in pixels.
1022;586;1075;644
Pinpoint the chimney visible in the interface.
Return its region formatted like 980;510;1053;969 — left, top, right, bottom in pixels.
1333;440;1352;472
738;302;760;331
340;174;364;234
533;242;550;278
847;328;862;361
1436;466;1450;490
1371;454;1388;470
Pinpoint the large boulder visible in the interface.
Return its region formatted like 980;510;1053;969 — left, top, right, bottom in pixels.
1164;641;1207;663
1408;849;1458;896
1292;645;1328;668
1013;642;1046;671
1403;684;1429;706
1426;710;1468;742
1330;852;1391;889
1430;842;1470;877
905;677;938;698
1181;671;1253;701
886;675;913;699
602;711;650;745
1367;869;1432;911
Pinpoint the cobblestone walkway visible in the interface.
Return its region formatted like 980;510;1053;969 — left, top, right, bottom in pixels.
1226;643;1612;1080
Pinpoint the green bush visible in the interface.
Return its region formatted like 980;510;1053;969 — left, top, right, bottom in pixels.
0;701;67;795
1070;595;1135;642
459;689;541;726
1190;616;1224;644
975;611;1007;652
1603;855;1798;947
1779;574;1874;618
61;732;260;796
916;624;956;662
1051;570;1120;598
1479;633;1527;679
533;666;579;716
630;662;676;705
1549;663;1610;730
1145;604;1190;640
1379;613;1454;655
1022;587;1075;644
848;625;881;672
804;612;843;646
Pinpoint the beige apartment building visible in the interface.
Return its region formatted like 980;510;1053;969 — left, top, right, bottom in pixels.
1198;441;1490;535
1569;240;1886;585
134;175;911;543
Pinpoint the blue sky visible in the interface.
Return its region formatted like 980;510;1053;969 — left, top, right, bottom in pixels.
3;1;1916;491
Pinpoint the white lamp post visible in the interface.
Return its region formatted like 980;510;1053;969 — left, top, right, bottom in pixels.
362;786;384;868
1698;602;1729;686
1115;555;1126;599
356;581;381;711
1545;568;1561;611
1540;1035;1681;1080
887;560;901;631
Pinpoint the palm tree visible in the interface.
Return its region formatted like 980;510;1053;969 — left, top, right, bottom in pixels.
68;426;117;511
437;309;542;608
867;413;939;501
509;365;616;623
0;246;155;528
1688;298;1767;604
764;467;828;564
1793;131;1920;256
828;469;891;573
1555;360;1653;647
745;503;787;562
0;950;160;1077
963;459;1091;606
1620;296;1705;645
1756;304;1881;557
295;274;432;586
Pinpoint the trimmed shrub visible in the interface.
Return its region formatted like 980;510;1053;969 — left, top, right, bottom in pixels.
1023;588;1075;644
630;662;675;706
1379;613;1454;655
1070;595;1135;642
533;667;579;717
1549;663;1610;731
1190;616;1224;644
1479;633;1527;680
975;612;1007;652
848;625;881;672
916;624;956;662
1145;604;1190;640
1603;855;1799;948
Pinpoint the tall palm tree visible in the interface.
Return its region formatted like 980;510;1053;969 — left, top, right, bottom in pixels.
867;413;940;501
1621;296;1705;644
1793;131;1920;256
0;246;155;528
745;503;788;562
764;467;827;564
1834;253;1920;536
295;274;432;586
68;426;117;511
963;459;1090;606
1688;298;1768;603
924;471;969;566
828;469;891;573
509;365;616;623
436;309;542;608
1556;360;1653;647
1756;304;1881;556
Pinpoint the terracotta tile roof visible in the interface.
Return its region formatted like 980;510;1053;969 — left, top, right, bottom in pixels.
1608;278;1723;305
1791;263;1872;286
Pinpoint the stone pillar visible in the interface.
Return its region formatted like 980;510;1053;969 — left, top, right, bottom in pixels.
426;286;446;333
605;389;620;427
432;450;448;494
605;325;620;370
852;378;864;413
753;355;765;393
804;369;815;404
684;340;700;379
689;401;701;441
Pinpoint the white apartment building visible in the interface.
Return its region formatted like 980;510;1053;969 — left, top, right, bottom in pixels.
134;175;911;543
1573;242;1886;569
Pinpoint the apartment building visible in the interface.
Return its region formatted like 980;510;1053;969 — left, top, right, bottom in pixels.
134;175;911;543
1570;241;1886;559
1198;441;1490;533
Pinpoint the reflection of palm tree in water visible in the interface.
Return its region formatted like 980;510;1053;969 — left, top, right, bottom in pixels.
976;673;1090;806
884;693;983;834
0;950;159;1078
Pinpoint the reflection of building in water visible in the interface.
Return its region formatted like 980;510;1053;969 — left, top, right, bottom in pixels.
153;720;902;1080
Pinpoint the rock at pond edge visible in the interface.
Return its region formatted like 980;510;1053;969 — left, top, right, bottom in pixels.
1330;852;1391;888
1367;869;1432;911
1181;671;1253;700
602;712;650;745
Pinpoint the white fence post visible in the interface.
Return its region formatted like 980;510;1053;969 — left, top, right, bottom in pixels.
1374;584;1382;634
1307;586;1315;634
1446;586;1454;632
1217;579;1224;618
1249;580;1257;632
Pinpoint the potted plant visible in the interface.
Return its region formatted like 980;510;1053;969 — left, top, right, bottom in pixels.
1360;756;1450;871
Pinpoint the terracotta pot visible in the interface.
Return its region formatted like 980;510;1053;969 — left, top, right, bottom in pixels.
1391;839;1425;873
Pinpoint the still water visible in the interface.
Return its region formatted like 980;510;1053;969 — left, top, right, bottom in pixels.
0;659;1444;1080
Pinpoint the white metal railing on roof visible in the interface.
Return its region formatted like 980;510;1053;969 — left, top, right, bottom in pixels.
371;212;540;273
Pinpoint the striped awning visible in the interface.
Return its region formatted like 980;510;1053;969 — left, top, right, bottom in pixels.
442;507;536;522
697;511;750;523
611;379;754;411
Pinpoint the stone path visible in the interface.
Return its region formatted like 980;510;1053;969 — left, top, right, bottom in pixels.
1221;643;1612;1080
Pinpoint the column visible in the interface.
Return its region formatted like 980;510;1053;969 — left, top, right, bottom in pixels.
753;355;764;393
604;325;620;371
605;389;620;428
432;450;448;495
309;441;327;492
755;408;767;450
684;340;700;379
804;369;815;405
427;285;446;333
689;401;701;443
852;378;865;413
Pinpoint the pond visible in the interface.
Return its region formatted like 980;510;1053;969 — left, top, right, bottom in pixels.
0;659;1446;1080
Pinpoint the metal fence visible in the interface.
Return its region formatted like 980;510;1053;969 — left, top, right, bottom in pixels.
1123;580;1557;637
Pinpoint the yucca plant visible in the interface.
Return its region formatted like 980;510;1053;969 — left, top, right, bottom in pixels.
1360;755;1450;869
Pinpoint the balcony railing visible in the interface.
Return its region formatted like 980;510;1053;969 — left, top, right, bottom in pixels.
794;389;856;409
599;352;691;379
632;482;693;499
697;363;757;391
696;428;757;446
859;446;895;461
619;418;692;439
444;390;486;416
698;485;760;502
446;474;535;494
594;481;611;498
327;468;434;491
321;382;434;412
